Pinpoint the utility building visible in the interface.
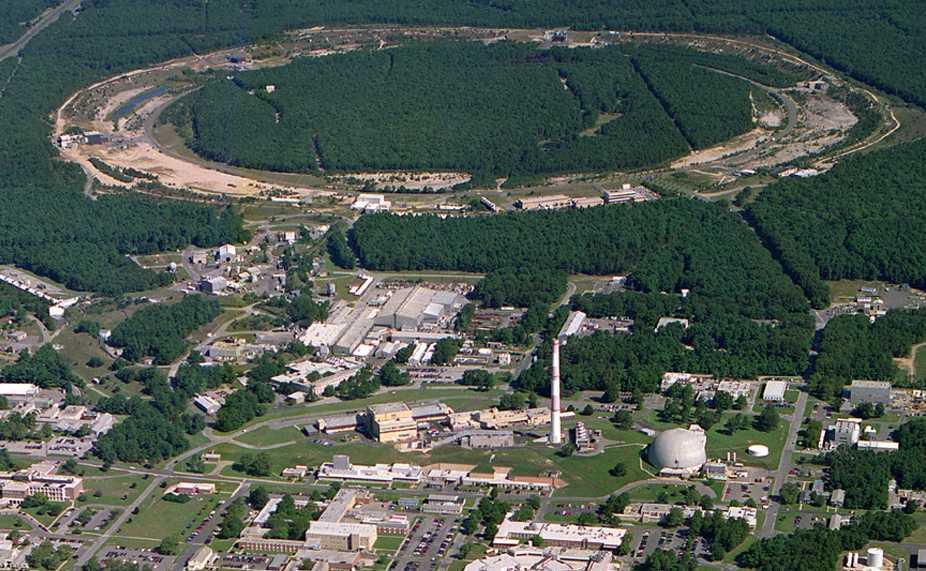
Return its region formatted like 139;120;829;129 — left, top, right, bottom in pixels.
848;380;891;404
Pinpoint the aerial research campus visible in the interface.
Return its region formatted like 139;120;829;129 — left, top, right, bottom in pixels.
1;2;926;571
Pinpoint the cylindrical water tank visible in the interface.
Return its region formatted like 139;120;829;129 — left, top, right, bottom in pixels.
747;444;770;457
867;547;884;569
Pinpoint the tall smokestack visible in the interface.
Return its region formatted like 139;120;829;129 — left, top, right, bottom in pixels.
550;339;562;445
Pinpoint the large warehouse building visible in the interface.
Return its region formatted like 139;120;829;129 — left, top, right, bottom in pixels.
648;426;707;476
374;287;465;330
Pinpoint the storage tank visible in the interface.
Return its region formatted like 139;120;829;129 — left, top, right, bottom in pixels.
867;547;884;569
747;444;770;458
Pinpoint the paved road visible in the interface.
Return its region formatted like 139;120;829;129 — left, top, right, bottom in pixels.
759;391;808;538
0;0;81;63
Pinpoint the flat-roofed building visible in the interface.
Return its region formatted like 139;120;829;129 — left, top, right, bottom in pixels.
367;403;418;443
493;516;625;550
173;482;216;496
849;380;892;404
0;384;39;401
463;467;557;492
762;380;788;402
0;462;83;504
317;455;422;484
316;413;360;434
410;402;453;424
831;418;861;448
422;494;465;515
475;407;551;430
186;545;217;571
305;521;377;551
515;194;572;211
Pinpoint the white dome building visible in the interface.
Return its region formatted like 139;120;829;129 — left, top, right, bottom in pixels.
648;426;707;476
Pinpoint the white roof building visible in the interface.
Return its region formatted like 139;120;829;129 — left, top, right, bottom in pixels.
762;380;788;401
493;516;625;551
0;384;39;399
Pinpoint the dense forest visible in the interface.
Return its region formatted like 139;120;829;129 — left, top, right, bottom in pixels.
352;200;807;321
107;296;221;364
472;268;567;309
183;41;774;176
0;0;55;43
810;310;926;400
737;510;915;571
748;138;926;308
0;0;921;293
1;345;82;389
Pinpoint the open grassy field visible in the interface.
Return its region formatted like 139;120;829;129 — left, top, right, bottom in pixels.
626;484;692;502
80;474;151;506
113;487;225;545
234;426;303;447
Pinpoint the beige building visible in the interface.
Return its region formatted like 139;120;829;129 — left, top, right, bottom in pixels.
305;521;377;551
367;403;418;443
474;407;551;430
0;461;83;504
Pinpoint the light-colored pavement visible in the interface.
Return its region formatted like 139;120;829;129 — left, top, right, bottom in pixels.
759;391;808;538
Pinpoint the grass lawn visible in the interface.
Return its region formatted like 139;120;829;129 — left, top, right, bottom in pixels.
0;514;31;530
564;414;651;445
704;416;789;470
626;484;691;502
825;280;887;303
374;535;404;552
641;408;789;469
213;438;646;497
905;512;926;543
54;326;114;382
234;426;302;447
448;543;487;571
22;503;67;527
114;491;221;544
915;345;926;381
80;475;150;506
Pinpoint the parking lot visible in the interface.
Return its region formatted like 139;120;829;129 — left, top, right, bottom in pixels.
393;514;459;571
722;468;772;507
101;547;174;571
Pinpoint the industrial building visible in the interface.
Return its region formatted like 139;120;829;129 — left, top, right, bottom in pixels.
316;455;422;484
647;426;707;476
493;516;626;550
848;380;892;404
465;549;614;571
366;402;419;443
421;494;465;515
374;286;465;331
828;418;861;448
